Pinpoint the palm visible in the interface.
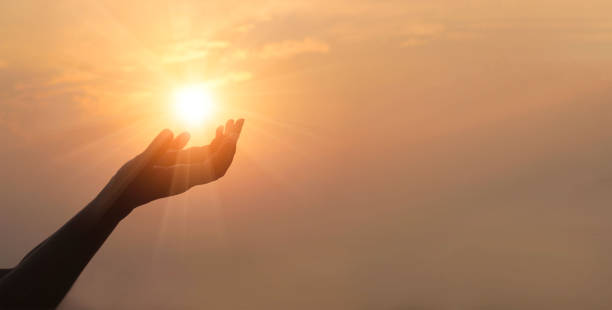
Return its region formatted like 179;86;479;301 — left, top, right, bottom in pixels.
106;119;244;208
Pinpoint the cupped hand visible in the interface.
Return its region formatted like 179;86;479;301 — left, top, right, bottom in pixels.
97;119;244;210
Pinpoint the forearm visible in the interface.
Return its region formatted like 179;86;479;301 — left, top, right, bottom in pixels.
0;197;132;308
0;270;11;280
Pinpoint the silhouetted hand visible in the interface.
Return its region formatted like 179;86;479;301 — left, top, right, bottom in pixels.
98;119;244;211
0;118;244;308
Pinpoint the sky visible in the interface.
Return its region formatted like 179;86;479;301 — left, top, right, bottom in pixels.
1;0;612;309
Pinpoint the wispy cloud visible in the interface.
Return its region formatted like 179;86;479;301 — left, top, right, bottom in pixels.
208;71;253;87
163;40;230;64
400;24;447;46
259;38;329;59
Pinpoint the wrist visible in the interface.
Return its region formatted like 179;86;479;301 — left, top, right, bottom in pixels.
90;194;135;223
110;195;141;222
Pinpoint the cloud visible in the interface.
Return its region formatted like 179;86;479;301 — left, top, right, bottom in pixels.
400;23;446;47
259;38;329;59
163;40;230;64
208;71;253;87
229;49;249;61
402;23;445;36
46;70;99;86
234;24;254;34
401;38;429;47
227;71;253;81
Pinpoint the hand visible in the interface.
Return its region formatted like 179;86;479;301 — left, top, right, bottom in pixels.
97;119;244;212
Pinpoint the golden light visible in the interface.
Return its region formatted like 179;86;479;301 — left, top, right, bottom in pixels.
173;84;215;126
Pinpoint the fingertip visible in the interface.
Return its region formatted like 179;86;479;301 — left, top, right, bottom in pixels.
225;119;234;135
216;125;224;137
157;128;174;145
179;131;191;140
144;128;174;156
235;118;245;131
225;119;244;142
233;119;245;140
160;128;173;138
172;131;191;150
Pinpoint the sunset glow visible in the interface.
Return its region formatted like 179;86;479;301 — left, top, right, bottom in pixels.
3;0;612;309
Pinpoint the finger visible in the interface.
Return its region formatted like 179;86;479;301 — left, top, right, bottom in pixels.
170;132;190;150
136;129;174;173
224;119;234;136
228;118;244;142
211;125;224;150
235;118;245;132
157;124;222;166
102;129;173;204
216;125;224;139
143;129;174;161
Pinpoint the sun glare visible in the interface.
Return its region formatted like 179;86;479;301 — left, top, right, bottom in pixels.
173;85;215;126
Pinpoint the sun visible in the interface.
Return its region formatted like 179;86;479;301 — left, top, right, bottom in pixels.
173;84;215;126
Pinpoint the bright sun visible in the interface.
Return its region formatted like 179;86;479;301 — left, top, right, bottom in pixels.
173;85;215;126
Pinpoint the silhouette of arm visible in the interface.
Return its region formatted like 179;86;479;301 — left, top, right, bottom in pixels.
0;270;10;279
0;119;244;309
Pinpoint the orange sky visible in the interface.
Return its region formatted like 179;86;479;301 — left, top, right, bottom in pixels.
1;1;612;309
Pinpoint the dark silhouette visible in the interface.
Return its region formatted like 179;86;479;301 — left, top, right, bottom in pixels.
0;118;245;309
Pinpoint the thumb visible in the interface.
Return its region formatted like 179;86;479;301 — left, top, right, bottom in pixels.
143;129;174;160
122;129;174;185
97;129;174;207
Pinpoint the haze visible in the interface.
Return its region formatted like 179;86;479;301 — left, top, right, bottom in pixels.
1;1;612;309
